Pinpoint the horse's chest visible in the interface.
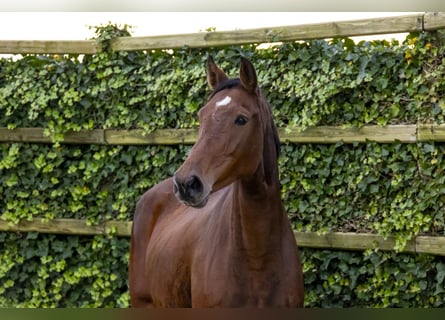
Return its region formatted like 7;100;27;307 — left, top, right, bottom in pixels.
190;238;280;305
145;195;291;307
190;261;280;307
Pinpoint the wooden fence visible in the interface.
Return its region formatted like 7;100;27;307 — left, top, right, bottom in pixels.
2;12;445;255
1;218;445;256
0;12;444;54
3;124;445;145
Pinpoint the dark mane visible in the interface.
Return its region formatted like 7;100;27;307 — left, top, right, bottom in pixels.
208;78;241;100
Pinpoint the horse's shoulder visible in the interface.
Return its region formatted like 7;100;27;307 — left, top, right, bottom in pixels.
130;178;177;306
134;178;176;221
137;178;175;204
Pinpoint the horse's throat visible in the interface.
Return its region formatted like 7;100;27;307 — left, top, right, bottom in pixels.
230;126;283;262
240;159;280;197
232;178;284;261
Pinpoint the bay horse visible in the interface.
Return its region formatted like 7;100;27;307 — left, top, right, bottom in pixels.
129;56;304;307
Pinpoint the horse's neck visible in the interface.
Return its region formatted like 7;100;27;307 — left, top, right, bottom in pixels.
230;134;284;263
230;181;283;268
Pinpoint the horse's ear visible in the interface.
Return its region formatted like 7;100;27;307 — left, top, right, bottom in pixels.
206;56;228;90
239;57;258;94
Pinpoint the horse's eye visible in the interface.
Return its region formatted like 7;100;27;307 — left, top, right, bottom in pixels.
234;115;248;126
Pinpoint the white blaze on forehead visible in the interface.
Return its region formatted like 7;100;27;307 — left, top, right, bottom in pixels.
215;95;232;108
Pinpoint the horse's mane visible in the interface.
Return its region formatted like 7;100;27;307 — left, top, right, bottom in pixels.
208;78;280;159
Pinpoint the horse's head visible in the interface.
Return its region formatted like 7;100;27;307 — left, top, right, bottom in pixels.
173;56;278;208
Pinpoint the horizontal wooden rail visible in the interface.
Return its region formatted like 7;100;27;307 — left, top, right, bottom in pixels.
423;12;445;31
1;13;444;54
0;127;197;145
295;231;445;256
0;218;444;256
0;40;99;55
110;14;426;51
2;124;445;145
0;218;132;237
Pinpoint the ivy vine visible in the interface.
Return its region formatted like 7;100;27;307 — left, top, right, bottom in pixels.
1;24;445;307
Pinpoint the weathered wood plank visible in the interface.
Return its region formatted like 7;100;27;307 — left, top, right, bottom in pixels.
0;128;105;144
278;125;417;144
1;13;444;55
1;218;444;255
424;12;445;31
106;220;133;237
62;130;105;144
417;124;445;142
0;40;99;55
105;125;418;145
273;14;423;40
0;128;52;143
416;236;445;255
110;14;424;52
0;125;424;145
6;124;445;145
105;129;198;145
0;218;132;237
294;231;416;253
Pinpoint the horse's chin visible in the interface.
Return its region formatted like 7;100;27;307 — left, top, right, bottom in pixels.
179;195;209;209
190;198;209;209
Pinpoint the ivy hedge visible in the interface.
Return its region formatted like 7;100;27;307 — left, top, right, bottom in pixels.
1;24;445;307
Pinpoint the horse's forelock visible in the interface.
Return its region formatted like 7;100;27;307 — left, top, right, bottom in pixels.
208;78;242;100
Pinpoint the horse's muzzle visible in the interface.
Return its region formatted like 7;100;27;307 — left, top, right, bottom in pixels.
173;173;209;208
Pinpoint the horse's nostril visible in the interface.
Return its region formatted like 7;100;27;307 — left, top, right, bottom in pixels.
173;174;204;202
186;176;203;195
